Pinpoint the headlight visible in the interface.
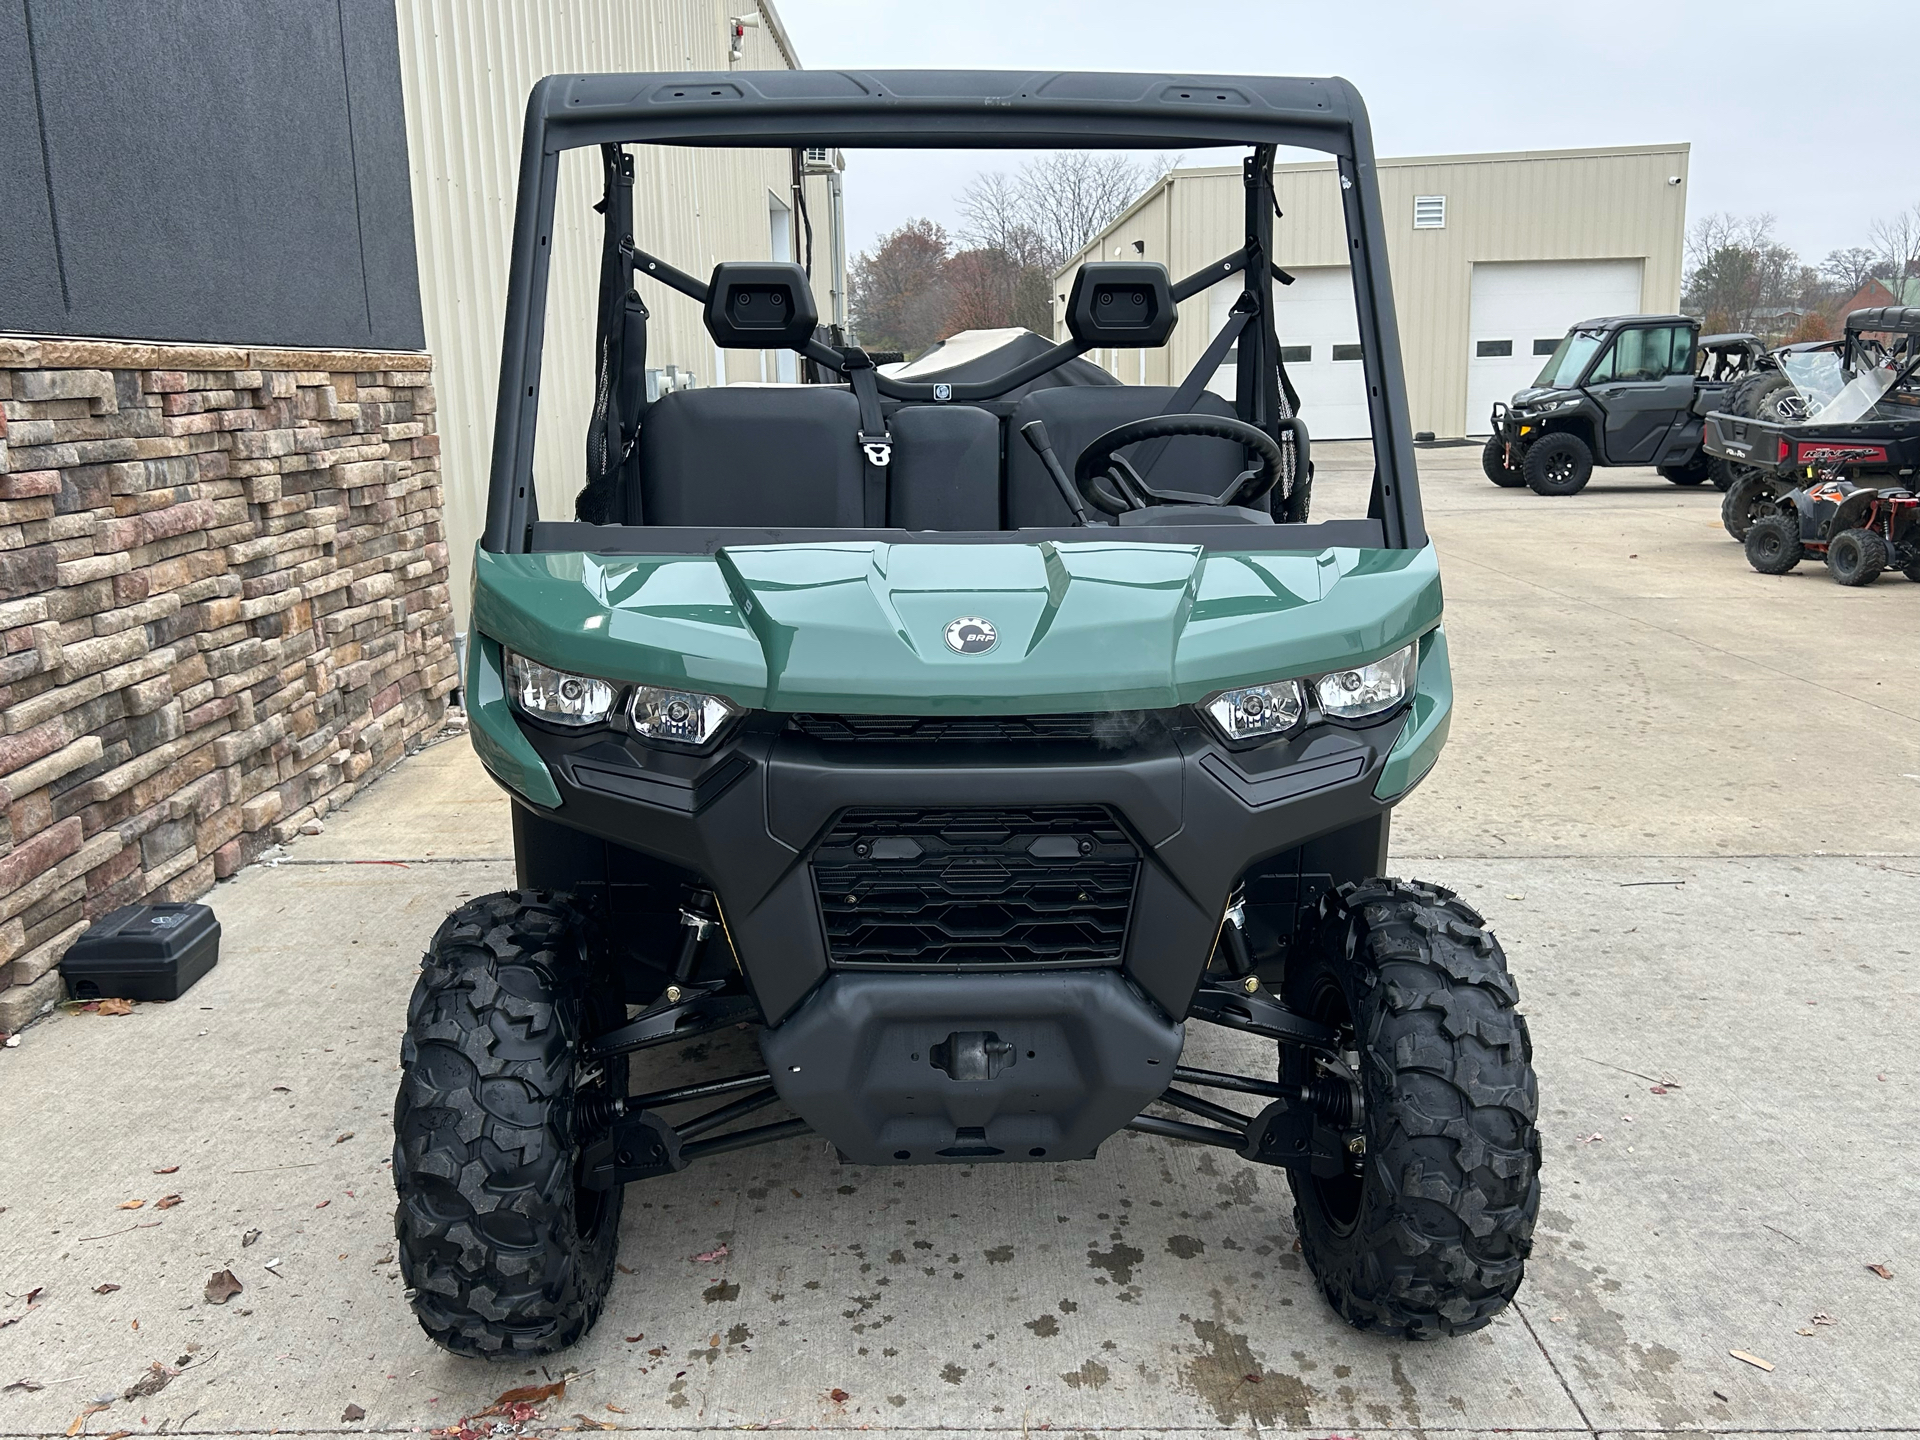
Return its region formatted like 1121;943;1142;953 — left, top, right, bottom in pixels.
1198;680;1305;743
505;650;616;727
1314;643;1416;720
629;685;741;748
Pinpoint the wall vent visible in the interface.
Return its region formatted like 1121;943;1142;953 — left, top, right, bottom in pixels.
1413;195;1446;229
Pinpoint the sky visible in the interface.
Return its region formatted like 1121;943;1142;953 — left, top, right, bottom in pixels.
773;0;1915;268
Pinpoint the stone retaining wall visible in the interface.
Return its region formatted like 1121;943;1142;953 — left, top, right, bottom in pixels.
0;338;457;1030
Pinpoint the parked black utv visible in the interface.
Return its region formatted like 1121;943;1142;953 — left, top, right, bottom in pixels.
1483;320;1762;495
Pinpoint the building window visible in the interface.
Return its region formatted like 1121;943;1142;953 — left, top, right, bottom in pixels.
1534;338;1560;356
1413;195;1446;229
1331;343;1363;362
1475;339;1513;358
1280;344;1312;363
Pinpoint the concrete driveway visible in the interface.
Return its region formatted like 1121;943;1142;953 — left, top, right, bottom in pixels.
2;444;1915;1438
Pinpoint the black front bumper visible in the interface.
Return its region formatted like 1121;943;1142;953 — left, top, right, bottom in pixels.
512;711;1404;1025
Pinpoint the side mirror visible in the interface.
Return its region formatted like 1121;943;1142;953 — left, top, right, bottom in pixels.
703;262;819;349
1065;263;1177;348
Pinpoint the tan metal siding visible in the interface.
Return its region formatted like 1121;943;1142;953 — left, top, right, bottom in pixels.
395;0;813;627
1057;144;1690;439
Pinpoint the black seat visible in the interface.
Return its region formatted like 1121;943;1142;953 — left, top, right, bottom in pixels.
1005;386;1248;528
888;405;1002;529
637;387;865;527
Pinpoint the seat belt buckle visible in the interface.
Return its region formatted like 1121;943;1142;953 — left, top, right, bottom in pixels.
858;431;893;467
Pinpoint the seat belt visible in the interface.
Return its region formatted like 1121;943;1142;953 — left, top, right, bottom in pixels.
581;144;649;525
842;348;892;527
1128;303;1253;480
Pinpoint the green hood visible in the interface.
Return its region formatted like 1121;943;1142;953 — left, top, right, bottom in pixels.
471;540;1441;714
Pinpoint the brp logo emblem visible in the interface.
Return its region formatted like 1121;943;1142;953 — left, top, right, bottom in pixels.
944;617;997;655
933;383;953;402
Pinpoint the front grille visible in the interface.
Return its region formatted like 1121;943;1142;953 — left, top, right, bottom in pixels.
787;713;1164;746
812;805;1138;967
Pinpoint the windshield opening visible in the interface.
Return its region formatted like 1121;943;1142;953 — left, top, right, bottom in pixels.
1533;330;1604;389
520;138;1395;546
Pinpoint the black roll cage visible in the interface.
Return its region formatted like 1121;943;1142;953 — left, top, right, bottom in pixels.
483;70;1428;555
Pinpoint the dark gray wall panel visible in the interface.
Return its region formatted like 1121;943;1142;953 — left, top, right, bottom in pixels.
0;0;423;351
0;1;66;324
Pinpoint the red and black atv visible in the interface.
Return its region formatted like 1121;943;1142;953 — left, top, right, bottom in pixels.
1744;478;1920;585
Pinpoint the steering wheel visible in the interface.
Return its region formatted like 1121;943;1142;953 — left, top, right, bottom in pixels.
1071;414;1306;517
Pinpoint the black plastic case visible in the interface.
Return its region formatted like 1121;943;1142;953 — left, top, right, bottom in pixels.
59;903;221;1002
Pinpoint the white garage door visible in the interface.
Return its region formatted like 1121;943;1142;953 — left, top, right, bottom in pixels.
1464;259;1644;435
1208;267;1373;440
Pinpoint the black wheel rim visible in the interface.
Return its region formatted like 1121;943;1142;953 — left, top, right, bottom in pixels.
1304;975;1365;1234
1547;454;1574;483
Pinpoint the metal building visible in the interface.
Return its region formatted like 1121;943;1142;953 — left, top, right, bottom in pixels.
394;0;843;624
1057;143;1690;440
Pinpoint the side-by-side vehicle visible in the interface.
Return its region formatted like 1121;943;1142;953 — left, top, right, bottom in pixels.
392;70;1541;1358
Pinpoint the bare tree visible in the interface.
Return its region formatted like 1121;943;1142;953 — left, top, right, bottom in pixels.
1016;152;1176;270
1682;212;1811;337
1868;203;1920;288
1820;246;1881;299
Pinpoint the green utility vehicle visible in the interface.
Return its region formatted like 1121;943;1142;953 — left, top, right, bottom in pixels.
394;70;1540;1359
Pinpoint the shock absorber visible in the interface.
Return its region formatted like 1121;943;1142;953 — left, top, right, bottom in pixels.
1216;890;1255;980
664;889;719;1001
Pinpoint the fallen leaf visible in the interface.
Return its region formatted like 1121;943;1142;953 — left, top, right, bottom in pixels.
123;1362;175;1400
314;1200;330;1209
96;999;133;1017
94;1284;120;1295
67;1403;109;1435
1242;1373;1260;1384
241;1229;261;1247
1650;1085;1668;1095
154;1196;182;1211
335;1133;354;1145
615;1263;635;1275
1796;1327;1816;1336
152;1166;178;1176
0;1317;20;1331
1504;893;1524;901
493;1382;565;1408
117;1200;145;1211
1812;1311;1837;1325
1867;1263;1894;1280
571;1416;616;1431
25;1286;43;1304
4;1379;45;1392
1729;1349;1773;1372
342;1404;366;1422
693;1245;729;1263
604;1405;626;1414
828;1388;849;1403
1579;1132;1604;1144
203;1270;243;1305
271;1086;290;1093
624;1334;645;1344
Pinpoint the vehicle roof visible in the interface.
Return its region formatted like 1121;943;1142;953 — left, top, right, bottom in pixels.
1697;332;1760;348
1568;314;1695;331
523;69;1372;155
1847;306;1920;337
